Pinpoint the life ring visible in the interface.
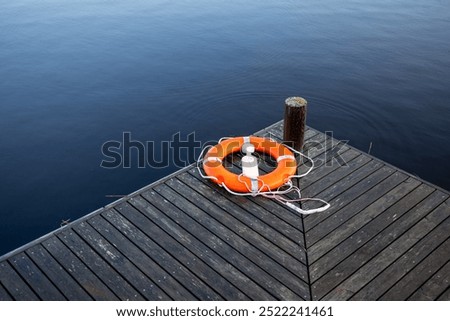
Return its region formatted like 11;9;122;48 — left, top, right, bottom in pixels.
202;136;297;193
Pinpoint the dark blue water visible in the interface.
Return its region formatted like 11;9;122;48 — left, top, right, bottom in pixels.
1;0;449;256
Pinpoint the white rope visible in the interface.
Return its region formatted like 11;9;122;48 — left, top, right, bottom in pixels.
197;144;220;182
197;137;330;215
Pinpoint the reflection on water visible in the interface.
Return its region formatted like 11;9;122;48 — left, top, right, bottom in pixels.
1;0;449;255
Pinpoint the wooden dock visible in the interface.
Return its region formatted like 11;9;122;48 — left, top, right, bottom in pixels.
0;120;449;301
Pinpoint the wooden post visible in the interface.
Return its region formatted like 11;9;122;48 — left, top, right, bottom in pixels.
283;96;307;151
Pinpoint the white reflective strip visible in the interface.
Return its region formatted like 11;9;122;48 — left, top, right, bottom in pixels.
243;136;250;143
251;178;259;194
203;157;222;164
276;155;296;162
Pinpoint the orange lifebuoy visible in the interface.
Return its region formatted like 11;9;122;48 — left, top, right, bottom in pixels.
202;136;297;193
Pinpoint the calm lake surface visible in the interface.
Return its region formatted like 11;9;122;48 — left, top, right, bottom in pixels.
1;0;449;255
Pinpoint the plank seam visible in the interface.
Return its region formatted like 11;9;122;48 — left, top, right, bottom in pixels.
435;285;450;300
138;191;275;300
307;170;408;250
184;171;307;254
4;259;41;300
304;162;390;234
125;198;250;300
154;183;307;300
52;231;121;300
308;175;417;272
0;279;14;301
26;244;94;300
15;251;68;300
404;248;450;301
80;219;176;300
113;205;227;300
376;235;450;300
316;193;446;300
102;208;221;300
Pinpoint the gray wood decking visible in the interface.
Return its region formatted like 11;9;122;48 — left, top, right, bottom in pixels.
0;120;449;300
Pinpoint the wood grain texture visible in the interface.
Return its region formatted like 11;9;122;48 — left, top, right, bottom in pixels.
102;208;221;300
116;200;246;300
26;244;91;300
152;184;304;300
321;193;448;300
309;178;422;281
8;252;65;300
437;286;450;301
58;229;145;301
42;236;118;300
0;261;38;300
130;194;266;300
407;253;450;300
0;283;12;301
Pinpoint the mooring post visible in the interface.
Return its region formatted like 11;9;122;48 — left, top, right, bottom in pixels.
283;97;307;188
283;96;307;151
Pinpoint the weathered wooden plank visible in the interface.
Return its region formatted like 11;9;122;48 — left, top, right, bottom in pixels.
379;235;450;300
303;155;379;201
303;160;385;231
254;119;283;135
309;178;422;280
42;236;118;300
268;124;314;140
237;190;305;232
266;125;284;140
322;194;449;300
87;215;197;300
0;282;12;301
306;166;396;246
58;229;145;301
408;259;450;300
102;208;222;300
437;287;450;301
179;171;307;265
271;126;319;141
168;175;309;291
302;154;376;199
73;220;176;300
285;127;341;162
0;261;38;300
381;237;450;301
351;202;449;300
298;142;354;189
297;147;360;189
311;188;445;299
300;133;342;170
143;186;299;299
8;252;65;300
130;194;271;300
153;184;304;300
305;139;353;170
307;171;409;260
25;244;91;300
116;200;247;300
